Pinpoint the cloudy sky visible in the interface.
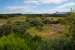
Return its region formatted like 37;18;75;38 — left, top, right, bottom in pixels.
0;0;75;14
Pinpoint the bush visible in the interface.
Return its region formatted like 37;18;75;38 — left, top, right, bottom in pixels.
0;34;30;50
0;34;43;50
0;24;12;37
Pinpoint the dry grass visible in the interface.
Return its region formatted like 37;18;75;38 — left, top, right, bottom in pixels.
0;16;68;39
26;24;67;39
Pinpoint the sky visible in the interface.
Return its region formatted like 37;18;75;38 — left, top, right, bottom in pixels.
0;0;75;14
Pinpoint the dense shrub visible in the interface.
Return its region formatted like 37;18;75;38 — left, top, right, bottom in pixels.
13;23;26;35
0;24;12;36
0;34;30;50
26;18;44;27
0;12;75;50
0;34;43;50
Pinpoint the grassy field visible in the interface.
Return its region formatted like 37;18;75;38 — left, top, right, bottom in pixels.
0;16;68;39
0;13;74;50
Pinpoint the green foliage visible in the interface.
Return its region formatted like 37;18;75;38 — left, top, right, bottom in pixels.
13;22;26;35
63;12;75;50
0;15;9;19
25;17;44;31
0;34;43;50
0;12;75;50
0;34;30;50
0;23;12;36
26;17;44;27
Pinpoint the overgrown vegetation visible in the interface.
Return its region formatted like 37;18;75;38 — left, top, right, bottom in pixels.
0;12;75;50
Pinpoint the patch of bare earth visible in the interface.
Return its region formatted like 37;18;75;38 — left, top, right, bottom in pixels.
37;24;65;39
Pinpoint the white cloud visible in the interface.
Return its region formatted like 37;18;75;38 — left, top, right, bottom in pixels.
5;6;44;14
6;6;26;13
24;0;68;4
7;6;25;10
5;2;75;14
49;2;75;13
55;2;75;9
6;6;39;14
39;0;68;4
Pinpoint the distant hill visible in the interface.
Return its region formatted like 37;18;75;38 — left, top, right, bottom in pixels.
0;12;69;18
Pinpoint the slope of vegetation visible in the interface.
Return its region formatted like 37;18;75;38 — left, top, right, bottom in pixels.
0;12;75;50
